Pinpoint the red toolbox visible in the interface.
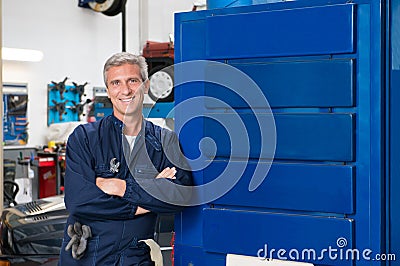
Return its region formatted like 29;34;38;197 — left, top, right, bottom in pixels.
37;157;57;198
142;41;174;59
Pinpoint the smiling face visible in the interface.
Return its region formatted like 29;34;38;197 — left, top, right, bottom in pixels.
105;63;149;121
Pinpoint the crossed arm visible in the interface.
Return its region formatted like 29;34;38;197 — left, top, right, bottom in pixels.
96;167;177;215
65;126;192;220
65;125;192;220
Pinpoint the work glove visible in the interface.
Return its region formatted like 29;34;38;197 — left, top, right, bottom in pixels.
140;239;163;266
65;222;92;260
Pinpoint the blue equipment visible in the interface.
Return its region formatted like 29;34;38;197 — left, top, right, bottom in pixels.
2;84;29;145
47;78;89;125
174;0;400;265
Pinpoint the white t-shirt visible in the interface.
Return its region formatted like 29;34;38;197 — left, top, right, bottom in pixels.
125;135;137;152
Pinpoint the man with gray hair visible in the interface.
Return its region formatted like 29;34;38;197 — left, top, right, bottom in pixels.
58;52;193;265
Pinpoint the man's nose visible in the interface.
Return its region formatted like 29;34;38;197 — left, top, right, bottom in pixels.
120;81;134;94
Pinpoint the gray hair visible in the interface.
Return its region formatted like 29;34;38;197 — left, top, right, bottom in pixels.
103;52;148;86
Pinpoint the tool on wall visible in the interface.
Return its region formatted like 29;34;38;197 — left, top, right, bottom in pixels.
50;77;68;100
71;82;88;98
69;99;92;117
49;100;69;121
78;0;126;16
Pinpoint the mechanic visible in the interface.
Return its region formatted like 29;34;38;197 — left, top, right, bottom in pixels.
58;52;193;265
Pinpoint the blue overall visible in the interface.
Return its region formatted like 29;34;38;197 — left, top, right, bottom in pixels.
58;114;193;265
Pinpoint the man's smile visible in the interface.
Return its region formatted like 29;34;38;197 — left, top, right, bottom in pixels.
120;96;135;103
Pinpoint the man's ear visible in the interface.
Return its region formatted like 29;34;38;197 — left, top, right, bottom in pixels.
106;87;111;98
144;79;150;94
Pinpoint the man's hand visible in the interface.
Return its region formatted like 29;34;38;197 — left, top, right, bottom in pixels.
96;177;126;197
96;177;149;216
156;167;176;179
135;206;150;215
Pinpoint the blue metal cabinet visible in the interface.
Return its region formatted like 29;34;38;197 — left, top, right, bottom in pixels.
174;0;399;265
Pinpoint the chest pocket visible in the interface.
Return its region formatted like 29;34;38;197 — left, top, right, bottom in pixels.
134;166;159;179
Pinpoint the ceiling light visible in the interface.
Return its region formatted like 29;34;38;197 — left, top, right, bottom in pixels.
2;47;44;62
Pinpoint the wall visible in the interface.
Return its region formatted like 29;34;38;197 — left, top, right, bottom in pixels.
2;0;193;146
141;0;194;43
0;0;4;209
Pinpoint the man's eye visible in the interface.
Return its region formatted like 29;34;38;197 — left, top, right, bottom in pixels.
111;80;120;86
129;79;140;84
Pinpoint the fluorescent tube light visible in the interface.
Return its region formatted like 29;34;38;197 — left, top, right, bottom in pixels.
2;47;44;62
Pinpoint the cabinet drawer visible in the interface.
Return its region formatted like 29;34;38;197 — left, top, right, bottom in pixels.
206;4;355;59
203;208;353;265
204;113;354;161
204;161;354;213
205;59;354;108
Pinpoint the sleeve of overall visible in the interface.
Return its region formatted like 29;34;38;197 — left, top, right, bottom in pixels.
64;126;137;220
122;131;193;214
